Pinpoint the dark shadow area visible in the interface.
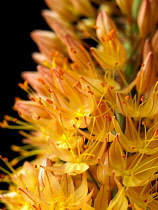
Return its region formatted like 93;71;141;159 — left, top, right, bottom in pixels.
0;1;49;207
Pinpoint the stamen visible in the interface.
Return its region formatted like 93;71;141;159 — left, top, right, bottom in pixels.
37;78;45;85
125;96;130;100
154;129;158;137
46;99;54;104
140;96;145;102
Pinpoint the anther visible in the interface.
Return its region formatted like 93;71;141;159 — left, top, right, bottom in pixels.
140;96;145;102
0;173;5;178
125;96;130;100
70;48;76;54
88;90;93;95
57;69;64;80
122;101;127;105
30;97;36;102
38;98;43;105
32;204;38;209
100;82;105;87
128;204;132;208
46;99;53;104
91;25;99;29
154;129;158;137
87;86;94;95
18;111;22;115
37;78;45;85
83;145;89;149
4;115;11;121
101;37;105;42
3;157;8;162
83;30;90;37
48;88;52;93
18;203;23;206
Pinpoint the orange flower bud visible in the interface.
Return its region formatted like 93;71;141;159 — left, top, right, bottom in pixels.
137;0;151;37
30;30;66;60
64;34;93;69
116;0;133;15
44;0;77;21
96;10;117;41
91;29;127;70
152;30;158;57
149;0;158;32
136;52;158;94
14;101;52;120
143;39;156;60
42;10;77;44
70;0;96;18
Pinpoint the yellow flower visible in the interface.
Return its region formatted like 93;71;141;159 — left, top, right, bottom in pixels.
116;83;158;118
127;175;158;209
113;116;158;154
18;159;94;210
115;0;133;15
108;137;158;187
41;138;106;175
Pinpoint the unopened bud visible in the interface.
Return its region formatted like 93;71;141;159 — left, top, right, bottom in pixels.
70;0;96;18
30;30;65;57
42;10;77;44
149;0;158;32
64;34;93;69
152;30;158;57
96;10;117;40
143;39;156;60
116;0;133;15
44;0;77;21
136;52;158;94
137;0;151;37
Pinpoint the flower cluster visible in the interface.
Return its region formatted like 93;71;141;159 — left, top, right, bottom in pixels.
0;0;158;209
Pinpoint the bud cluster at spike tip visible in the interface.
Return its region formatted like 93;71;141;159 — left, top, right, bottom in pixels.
0;0;158;209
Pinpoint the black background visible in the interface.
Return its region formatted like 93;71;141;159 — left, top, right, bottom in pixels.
0;0;50;160
0;0;50;207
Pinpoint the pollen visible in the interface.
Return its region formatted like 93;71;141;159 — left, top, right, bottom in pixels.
140;96;145;102
84;30;90;37
70;48;77;54
37;116;41;120
46;99;53;104
125;96;130;100
30;97;36;102
37;78;45;85
154;129;158;136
